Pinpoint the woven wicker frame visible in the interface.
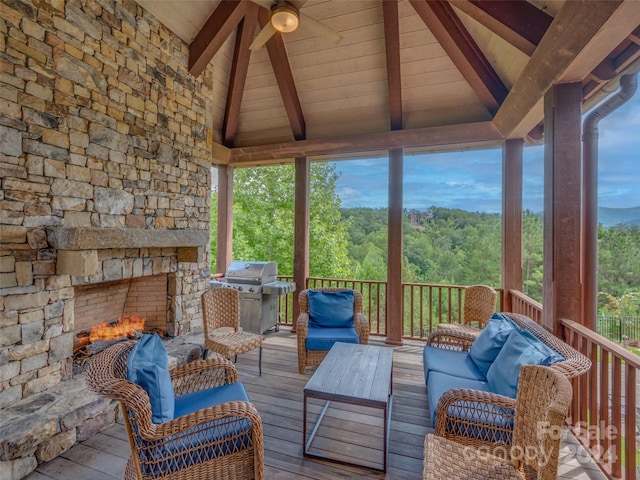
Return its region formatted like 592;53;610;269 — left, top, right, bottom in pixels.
424;365;573;480
427;312;590;457
296;288;370;374
202;288;264;374
433;285;497;342
85;341;265;480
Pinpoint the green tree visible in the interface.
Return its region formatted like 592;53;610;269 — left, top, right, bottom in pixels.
522;211;544;302
210;164;355;277
598;224;640;297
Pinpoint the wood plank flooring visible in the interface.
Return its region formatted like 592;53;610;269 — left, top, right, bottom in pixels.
24;328;606;480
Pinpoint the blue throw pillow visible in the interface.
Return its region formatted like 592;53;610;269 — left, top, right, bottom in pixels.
468;313;518;377
308;290;355;328
127;333;175;423
486;328;563;398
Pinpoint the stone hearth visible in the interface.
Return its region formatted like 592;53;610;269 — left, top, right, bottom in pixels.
0;0;216;478
0;333;205;480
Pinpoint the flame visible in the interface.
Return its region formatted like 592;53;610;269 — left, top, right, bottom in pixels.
89;316;145;343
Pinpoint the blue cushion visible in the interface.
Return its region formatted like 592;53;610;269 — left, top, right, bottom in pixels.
423;346;485;384
427;371;491;427
308;290;355;328
486;328;563;398
468;313;518;376
305;327;359;351
140;382;253;477
174;382;250;418
127;333;174;423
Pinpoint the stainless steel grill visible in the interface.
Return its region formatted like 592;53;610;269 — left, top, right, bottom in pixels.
209;261;296;334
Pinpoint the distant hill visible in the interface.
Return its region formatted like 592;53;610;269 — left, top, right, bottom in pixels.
598;206;640;227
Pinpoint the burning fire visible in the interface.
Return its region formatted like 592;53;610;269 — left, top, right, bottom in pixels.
89;316;146;343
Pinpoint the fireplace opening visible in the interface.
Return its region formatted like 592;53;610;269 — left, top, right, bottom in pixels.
72;274;169;374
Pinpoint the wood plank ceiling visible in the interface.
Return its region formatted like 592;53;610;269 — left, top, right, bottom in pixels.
136;0;640;165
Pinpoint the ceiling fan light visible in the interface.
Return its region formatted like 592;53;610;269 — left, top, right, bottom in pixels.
271;4;299;33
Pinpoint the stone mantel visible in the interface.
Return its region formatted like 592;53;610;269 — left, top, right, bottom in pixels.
46;228;208;250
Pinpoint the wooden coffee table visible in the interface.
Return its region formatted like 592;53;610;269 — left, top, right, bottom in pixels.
303;342;394;472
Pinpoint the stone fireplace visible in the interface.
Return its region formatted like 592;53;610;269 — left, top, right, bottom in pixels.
0;0;217;477
73;274;168;349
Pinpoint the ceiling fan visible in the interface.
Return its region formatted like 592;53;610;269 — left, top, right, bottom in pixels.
249;0;342;50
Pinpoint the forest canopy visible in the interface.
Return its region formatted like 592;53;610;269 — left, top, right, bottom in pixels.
211;164;640;316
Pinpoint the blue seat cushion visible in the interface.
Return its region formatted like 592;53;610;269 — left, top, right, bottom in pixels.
428;372;512;444
308;290;355;328
127;333;174;423
423;346;485;384
427;371;491;427
174;382;250;418
139;382;254;477
486;328;564;398
468;313;518;377
305;327;359;351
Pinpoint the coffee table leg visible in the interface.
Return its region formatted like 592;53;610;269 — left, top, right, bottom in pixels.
384;395;393;472
305;399;330;453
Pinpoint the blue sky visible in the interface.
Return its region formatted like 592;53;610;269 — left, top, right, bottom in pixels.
333;91;640;213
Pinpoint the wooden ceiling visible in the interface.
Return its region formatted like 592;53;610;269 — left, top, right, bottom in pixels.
136;0;640;166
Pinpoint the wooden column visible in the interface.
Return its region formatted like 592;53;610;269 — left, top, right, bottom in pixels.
501;139;523;312
293;157;310;331
215;164;234;275
542;82;583;336
386;148;403;345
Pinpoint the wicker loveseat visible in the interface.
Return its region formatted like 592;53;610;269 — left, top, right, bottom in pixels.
423;312;591;454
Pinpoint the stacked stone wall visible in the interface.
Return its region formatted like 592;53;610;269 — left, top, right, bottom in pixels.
0;0;213;436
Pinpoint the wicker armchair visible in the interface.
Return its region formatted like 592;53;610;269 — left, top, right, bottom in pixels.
202;288;264;375
296;287;370;374
434;285;497;344
423;365;573;480
85;341;264;480
426;313;590;455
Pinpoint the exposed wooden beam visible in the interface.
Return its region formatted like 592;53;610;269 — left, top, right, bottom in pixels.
383;0;402;130
212;142;231;165
223;2;259;147
229;121;502;165
493;0;632;139
259;8;306;140
409;0;508;116
449;0;552;56
189;0;246;77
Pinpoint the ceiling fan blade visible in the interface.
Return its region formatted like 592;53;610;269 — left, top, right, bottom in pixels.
299;13;341;45
249;22;277;50
249;0;274;9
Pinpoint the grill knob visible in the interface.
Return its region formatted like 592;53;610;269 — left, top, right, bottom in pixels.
248;287;255;293
237;286;243;292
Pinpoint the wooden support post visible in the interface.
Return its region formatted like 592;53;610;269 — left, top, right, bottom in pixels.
293;157;310;332
386;148;403;345
501;139;523;312
215;164;234;275
542;82;583;336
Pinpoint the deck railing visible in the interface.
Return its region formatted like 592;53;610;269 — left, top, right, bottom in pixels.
509;289;543;324
277;277;503;340
561;318;639;480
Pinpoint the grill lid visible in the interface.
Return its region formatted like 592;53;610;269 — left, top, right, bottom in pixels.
225;261;277;285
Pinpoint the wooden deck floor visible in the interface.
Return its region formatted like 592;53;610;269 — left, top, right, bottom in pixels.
24;328;606;480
